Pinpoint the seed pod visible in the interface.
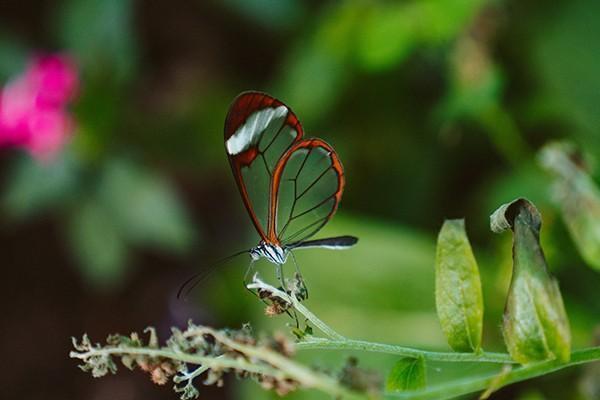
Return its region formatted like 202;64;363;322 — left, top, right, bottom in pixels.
491;198;571;364
435;219;483;353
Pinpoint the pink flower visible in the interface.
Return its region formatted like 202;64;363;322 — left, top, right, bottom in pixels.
0;54;79;162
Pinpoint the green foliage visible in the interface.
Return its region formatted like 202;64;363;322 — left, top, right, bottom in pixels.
3;154;195;289
3;153;78;218
357;0;484;71
386;357;426;392
539;142;600;271
222;0;305;30
68;197;128;287
491;198;571;364
0;35;27;80
2;0;600;398
96;159;194;251
435;219;483;353
58;0;137;81
532;0;600;155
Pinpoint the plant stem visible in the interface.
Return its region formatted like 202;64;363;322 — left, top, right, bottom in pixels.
250;276;513;364
184;326;358;398
247;276;346;340
70;338;364;400
384;346;600;399
297;337;515;364
70;347;280;377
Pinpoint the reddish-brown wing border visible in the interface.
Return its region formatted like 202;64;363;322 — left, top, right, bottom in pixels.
267;138;345;245
224;91;303;241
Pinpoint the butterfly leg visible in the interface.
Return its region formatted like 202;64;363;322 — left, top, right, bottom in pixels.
275;262;286;292
275;263;300;327
243;259;257;296
289;251;308;301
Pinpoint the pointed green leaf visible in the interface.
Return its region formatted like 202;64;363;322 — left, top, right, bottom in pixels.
491;198;571;364
386;357;426;392
539;142;600;271
435;219;483;352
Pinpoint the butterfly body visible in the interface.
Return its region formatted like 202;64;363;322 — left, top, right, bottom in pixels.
250;241;289;265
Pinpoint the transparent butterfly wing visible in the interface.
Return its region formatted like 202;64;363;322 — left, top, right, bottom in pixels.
224;92;303;240
270;139;344;245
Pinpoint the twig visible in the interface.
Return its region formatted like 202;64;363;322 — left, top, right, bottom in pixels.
384;346;600;399
296;337;515;364
247;274;346;340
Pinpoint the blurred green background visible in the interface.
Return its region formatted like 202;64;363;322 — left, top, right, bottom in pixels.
0;0;599;399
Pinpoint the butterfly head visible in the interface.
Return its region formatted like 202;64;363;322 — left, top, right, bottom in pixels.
250;241;288;265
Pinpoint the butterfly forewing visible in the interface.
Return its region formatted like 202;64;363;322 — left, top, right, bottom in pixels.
224;92;303;240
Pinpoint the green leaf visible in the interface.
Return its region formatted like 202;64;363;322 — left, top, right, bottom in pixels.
0;35;28;80
3;153;78;219
386;357;426;391
491;198;571;364
68;198;128;289
539;142;600;271
357;3;418;70
222;0;305;30
435;219;483;352
98;159;195;252
58;0;137;81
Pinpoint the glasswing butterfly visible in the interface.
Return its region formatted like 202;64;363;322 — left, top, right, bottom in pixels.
178;91;357;299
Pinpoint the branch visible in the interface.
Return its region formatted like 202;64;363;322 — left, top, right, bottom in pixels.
247;274;346;340
296;337;514;364
246;274;600;397
69;323;365;400
248;274;512;364
384;346;600;399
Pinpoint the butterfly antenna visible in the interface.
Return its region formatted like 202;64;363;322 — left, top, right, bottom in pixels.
177;249;250;300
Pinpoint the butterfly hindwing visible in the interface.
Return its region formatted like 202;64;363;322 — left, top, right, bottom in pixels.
269;139;344;245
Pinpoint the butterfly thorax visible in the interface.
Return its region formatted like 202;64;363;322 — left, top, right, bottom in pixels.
250;241;288;265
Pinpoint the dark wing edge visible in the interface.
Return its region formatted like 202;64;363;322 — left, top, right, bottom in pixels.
286;235;358;250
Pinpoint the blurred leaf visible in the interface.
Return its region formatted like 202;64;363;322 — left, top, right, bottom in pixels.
435;219;483;353
356;3;418;70
532;0;600;156
386;357;426;391
357;0;484;71
68;197;128;289
539;142;600;272
0;35;28;80
57;0;137;81
98;159;195;251
418;0;484;43
276;2;362;122
222;0;305;30
3;152;78;219
491;198;571;364
440;41;503;120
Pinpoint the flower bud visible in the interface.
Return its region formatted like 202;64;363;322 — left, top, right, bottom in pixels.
491;198;571;364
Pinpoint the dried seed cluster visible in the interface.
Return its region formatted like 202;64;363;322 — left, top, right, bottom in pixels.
71;322;300;399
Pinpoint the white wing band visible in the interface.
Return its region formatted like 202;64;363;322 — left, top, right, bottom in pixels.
226;106;288;155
